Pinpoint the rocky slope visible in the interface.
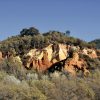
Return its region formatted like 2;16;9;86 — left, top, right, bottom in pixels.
0;27;100;100
24;43;100;76
0;27;99;77
0;42;99;77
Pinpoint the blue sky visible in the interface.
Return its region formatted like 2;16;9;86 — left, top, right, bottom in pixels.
0;0;100;41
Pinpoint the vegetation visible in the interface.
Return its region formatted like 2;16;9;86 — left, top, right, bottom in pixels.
0;26;100;99
20;27;40;36
90;39;100;49
0;59;100;100
0;27;95;58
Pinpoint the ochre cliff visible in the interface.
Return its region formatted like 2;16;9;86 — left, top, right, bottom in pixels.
22;43;99;76
1;43;99;76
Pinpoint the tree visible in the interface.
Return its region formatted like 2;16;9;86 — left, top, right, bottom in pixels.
20;27;40;36
65;30;70;36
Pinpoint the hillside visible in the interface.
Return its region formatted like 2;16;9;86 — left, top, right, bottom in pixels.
0;27;100;100
0;27;95;57
90;39;100;49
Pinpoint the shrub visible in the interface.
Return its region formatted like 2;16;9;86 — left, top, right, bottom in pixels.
0;82;47;100
0;58;26;80
0;71;7;81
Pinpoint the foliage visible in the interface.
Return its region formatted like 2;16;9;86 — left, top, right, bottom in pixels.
89;39;100;49
0;58;26;80
79;54;100;70
0;27;94;58
0;70;100;100
20;27;40;36
0;54;100;100
0;26;100;99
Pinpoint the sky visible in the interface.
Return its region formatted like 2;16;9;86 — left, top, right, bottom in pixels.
0;0;100;42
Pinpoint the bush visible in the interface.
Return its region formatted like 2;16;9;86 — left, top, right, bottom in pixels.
0;70;100;100
0;81;47;100
0;58;27;80
0;71;7;81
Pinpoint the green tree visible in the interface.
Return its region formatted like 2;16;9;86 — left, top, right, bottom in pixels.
65;30;70;36
20;27;40;36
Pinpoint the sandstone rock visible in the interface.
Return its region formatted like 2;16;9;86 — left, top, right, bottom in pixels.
64;64;76;76
82;48;97;58
88;49;97;58
25;48;52;72
58;44;67;61
43;44;53;61
64;52;89;76
24;44;91;76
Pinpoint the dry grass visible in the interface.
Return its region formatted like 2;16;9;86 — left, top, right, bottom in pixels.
0;58;100;100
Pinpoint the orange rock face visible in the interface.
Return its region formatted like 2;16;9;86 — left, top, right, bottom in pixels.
82;48;97;58
24;44;68;72
64;52;90;76
23;44;93;76
36;50;52;72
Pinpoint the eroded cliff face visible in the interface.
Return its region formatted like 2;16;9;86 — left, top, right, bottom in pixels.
23;44;68;72
82;48;97;58
25;44;98;76
64;52;90;76
1;43;99;76
58;44;68;61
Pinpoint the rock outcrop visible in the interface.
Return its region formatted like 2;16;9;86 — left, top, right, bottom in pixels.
82;48;97;58
23;44;68;72
23;43;98;76
64;52;90;76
